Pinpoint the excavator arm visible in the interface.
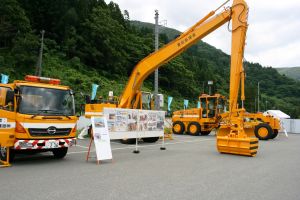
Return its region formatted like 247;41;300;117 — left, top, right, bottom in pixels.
119;2;236;108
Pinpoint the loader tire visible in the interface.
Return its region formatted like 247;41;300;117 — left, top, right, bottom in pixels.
0;147;15;162
269;129;279;139
172;121;185;135
120;139;136;144
201;131;211;136
52;147;68;159
254;123;273;140
142;137;159;143
187;122;201;136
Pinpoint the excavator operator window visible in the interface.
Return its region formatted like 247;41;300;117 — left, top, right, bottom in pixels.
142;92;152;110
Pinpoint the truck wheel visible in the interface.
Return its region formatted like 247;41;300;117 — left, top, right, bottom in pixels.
0;147;15;162
120;139;136;144
269;129;279;139
52;147;68;159
142;137;159;143
201;131;211;136
172;121;185;134
187;122;201;136
254;124;273;140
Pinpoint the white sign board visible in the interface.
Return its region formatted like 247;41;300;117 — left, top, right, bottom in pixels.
103;108;165;140
91;116;112;161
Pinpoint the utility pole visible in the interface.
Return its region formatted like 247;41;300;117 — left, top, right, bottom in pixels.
208;81;213;95
257;82;260;112
154;10;159;110
254;97;257;113
35;30;45;76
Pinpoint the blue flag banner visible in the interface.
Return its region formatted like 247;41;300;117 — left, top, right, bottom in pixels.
91;84;99;100
167;96;173;111
197;101;201;108
184;99;189;109
1;74;9;84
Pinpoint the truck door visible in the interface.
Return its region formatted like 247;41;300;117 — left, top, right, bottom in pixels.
0;86;16;148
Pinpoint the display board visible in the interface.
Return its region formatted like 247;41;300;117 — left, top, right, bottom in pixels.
103;108;165;140
91;116;112;161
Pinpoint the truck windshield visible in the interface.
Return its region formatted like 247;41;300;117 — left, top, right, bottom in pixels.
18;86;75;116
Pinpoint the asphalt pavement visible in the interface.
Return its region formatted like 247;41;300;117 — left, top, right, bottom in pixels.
1;133;299;200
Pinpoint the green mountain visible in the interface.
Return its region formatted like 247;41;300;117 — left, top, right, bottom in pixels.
276;67;300;81
0;0;299;118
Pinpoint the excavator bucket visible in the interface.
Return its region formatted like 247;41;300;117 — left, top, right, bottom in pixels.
217;126;258;157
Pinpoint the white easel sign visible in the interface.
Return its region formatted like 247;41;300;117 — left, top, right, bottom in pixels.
91;116;112;162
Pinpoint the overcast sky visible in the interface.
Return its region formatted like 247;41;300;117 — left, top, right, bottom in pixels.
105;0;300;68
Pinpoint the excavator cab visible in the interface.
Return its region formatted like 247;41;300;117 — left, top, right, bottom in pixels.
141;91;153;110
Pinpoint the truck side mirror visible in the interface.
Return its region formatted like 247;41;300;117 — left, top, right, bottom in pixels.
69;90;74;95
85;95;91;104
6;90;14;104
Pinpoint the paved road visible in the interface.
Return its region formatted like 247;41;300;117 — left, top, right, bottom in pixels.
1;133;299;200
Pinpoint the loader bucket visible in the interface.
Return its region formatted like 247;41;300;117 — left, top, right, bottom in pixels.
217;127;258;157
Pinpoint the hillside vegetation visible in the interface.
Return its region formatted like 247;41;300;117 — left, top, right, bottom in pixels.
0;0;299;118
276;67;300;81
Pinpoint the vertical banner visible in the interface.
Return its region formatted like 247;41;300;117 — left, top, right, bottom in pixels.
1;74;9;84
197;101;201;108
91;116;112;161
184;99;189;109
91;83;99;100
167;96;173;111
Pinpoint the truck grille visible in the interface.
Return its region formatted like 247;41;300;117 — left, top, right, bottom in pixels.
29;128;71;137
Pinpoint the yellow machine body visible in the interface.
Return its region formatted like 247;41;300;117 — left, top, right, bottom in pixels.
85;0;258;156
172;94;225;135
0;76;77;166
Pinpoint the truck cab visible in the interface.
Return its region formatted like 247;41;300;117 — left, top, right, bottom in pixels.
0;75;77;162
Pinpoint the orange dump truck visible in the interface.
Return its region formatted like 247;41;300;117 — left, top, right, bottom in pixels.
0;75;77;163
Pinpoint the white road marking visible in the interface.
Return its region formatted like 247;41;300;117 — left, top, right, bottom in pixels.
75;145;90;149
68;138;214;155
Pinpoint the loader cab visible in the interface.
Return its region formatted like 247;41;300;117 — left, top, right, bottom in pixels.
199;94;226;118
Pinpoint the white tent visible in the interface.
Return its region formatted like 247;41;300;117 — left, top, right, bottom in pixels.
263;110;290;119
263;110;290;136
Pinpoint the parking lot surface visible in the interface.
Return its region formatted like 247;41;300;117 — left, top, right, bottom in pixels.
1;133;299;200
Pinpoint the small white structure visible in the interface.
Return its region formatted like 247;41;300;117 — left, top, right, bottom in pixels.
281;119;300;134
263;110;290;119
263;110;290;136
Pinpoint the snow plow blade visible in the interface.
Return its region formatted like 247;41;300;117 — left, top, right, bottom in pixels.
217;135;258;157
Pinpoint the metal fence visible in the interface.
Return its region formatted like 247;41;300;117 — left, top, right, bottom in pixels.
282;119;300;134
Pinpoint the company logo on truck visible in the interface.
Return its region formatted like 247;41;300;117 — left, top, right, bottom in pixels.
47;126;57;135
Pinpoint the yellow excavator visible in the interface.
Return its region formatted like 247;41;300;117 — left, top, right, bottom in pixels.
85;0;258;156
